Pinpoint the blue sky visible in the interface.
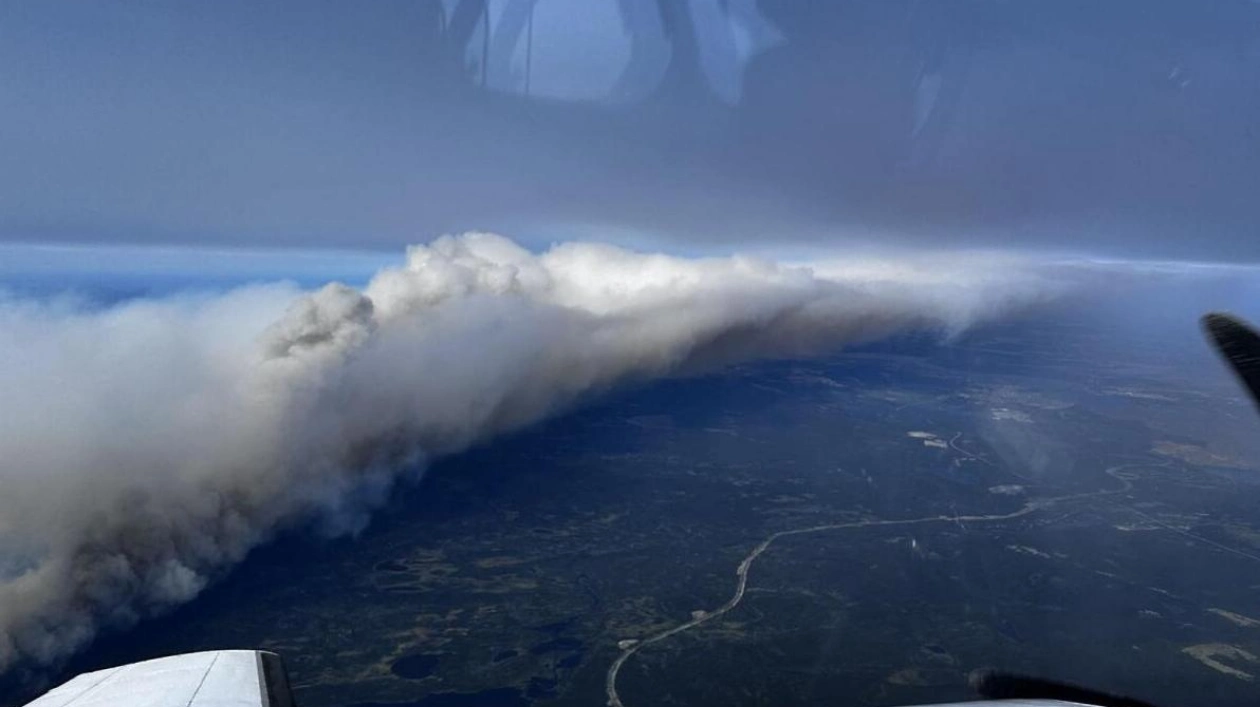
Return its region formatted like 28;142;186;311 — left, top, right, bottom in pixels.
2;1;1259;262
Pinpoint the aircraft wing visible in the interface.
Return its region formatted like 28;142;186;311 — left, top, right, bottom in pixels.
21;650;294;707
1203;312;1260;411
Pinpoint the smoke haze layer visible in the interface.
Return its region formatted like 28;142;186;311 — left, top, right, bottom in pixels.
0;233;1057;670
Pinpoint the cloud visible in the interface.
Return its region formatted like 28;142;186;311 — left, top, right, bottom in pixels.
0;233;1059;670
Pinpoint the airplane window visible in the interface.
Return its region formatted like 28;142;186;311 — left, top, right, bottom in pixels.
2;3;1259;707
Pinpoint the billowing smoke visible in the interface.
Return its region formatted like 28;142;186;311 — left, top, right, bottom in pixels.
0;233;1058;670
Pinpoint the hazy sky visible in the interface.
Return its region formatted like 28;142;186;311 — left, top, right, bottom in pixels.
2;1;1259;260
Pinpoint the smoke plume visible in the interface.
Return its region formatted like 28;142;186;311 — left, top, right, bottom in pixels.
0;233;1056;670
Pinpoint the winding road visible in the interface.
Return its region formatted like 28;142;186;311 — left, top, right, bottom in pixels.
604;465;1139;707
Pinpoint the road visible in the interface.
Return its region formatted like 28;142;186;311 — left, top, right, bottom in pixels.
604;465;1140;707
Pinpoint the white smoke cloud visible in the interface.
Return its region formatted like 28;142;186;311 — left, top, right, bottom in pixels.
0;233;1060;670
